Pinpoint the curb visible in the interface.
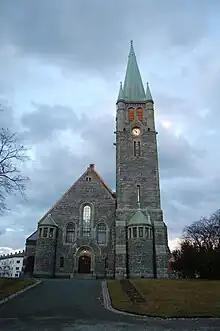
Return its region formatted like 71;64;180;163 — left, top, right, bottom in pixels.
0;280;43;306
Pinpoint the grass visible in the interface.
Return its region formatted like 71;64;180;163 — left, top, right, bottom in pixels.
107;279;220;318
0;277;35;300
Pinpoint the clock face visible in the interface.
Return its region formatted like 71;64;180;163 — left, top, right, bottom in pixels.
132;127;141;136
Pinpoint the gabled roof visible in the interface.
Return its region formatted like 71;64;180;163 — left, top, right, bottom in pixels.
38;214;58;226
128;210;152;226
123;41;146;102
38;164;115;223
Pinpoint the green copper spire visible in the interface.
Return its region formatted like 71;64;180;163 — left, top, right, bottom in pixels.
146;82;153;101
117;81;124;101
123;41;146;102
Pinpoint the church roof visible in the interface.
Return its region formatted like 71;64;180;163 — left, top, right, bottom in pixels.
37;164;115;224
123;41;146;102
128;210;152;226
38;214;58;227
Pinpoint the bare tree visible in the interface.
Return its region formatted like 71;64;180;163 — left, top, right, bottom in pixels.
0;128;29;213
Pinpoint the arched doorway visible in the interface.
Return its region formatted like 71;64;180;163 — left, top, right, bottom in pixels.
78;255;91;273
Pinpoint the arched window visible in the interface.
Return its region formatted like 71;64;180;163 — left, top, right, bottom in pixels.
82;205;91;237
137;107;143;121
97;223;107;244
66;222;75;243
128;107;135;121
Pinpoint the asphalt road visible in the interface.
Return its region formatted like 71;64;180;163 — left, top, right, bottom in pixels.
0;279;219;330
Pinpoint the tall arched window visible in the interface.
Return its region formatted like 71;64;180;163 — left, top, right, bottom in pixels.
82;205;91;237
97;223;107;244
137;107;143;121
66;222;75;243
128;107;135;121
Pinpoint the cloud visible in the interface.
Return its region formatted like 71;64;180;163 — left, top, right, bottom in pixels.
1;1;220;255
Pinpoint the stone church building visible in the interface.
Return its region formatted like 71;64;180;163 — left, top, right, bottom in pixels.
24;42;170;279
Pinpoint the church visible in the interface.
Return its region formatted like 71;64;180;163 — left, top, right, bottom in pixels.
24;42;170;279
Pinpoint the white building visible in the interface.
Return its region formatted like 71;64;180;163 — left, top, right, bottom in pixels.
0;251;24;278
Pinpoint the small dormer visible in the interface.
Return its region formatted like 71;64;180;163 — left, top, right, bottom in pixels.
38;214;58;239
128;210;152;239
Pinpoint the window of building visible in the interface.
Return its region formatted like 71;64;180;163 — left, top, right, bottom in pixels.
15;274;19;277
128;107;135;121
86;176;91;182
128;227;132;238
49;228;54;239
137;107;143;121
145;227;149;238
16;260;20;263
134;141;141;157
16;267;19;270
66;223;75;243
97;223;107;244
60;257;64;268
39;228;42;238
82;205;92;237
43;227;48;238
139;227;144;238
133;227;137;238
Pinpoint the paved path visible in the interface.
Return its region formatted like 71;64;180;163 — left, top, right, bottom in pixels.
0;279;219;330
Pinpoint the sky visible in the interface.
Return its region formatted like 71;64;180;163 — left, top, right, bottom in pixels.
1;0;220;254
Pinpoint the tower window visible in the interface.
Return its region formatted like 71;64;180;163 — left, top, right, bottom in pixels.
133;227;137;238
86;176;91;182
139;227;144;237
60;257;64;268
133;141;141;156
128;107;135;121
49;228;54;239
137;107;143;121
137;185;140;203
43;227;48;238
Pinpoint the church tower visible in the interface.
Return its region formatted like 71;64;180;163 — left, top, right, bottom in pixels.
115;41;169;278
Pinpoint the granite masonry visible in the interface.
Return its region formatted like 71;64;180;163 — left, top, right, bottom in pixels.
24;41;170;279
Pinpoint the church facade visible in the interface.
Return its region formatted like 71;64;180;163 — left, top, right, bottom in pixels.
24;42;170;279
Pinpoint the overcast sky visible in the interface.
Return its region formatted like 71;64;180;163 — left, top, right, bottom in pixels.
1;0;220;254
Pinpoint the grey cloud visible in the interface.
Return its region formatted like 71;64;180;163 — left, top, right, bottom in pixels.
0;0;216;73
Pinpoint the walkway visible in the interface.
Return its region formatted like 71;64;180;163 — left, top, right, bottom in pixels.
0;279;219;330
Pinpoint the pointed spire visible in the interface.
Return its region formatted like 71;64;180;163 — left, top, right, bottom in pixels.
123;41;146;102
117;81;124;101
146;82;153;102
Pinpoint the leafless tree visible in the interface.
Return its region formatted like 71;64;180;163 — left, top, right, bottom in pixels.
0;127;29;213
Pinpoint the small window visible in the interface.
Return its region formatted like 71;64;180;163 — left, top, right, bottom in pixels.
43;227;48;238
66;223;75;243
39;228;42;238
139;227;144;238
137;107;143;121
97;223;107;244
15;274;19;277
133;141;136;156
86;176;91;182
16;267;19;270
60;257;64;268
16;260;20;263
128;227;132;238
133;227;137;238
137;141;141;156
128;107;135;121
105;258;108;269
145;227;149;238
49;228;54;238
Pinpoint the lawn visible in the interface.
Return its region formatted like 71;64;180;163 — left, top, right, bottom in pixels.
107;278;220;317
0;277;35;300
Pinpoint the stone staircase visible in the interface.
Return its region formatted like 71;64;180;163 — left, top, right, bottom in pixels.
73;273;96;280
